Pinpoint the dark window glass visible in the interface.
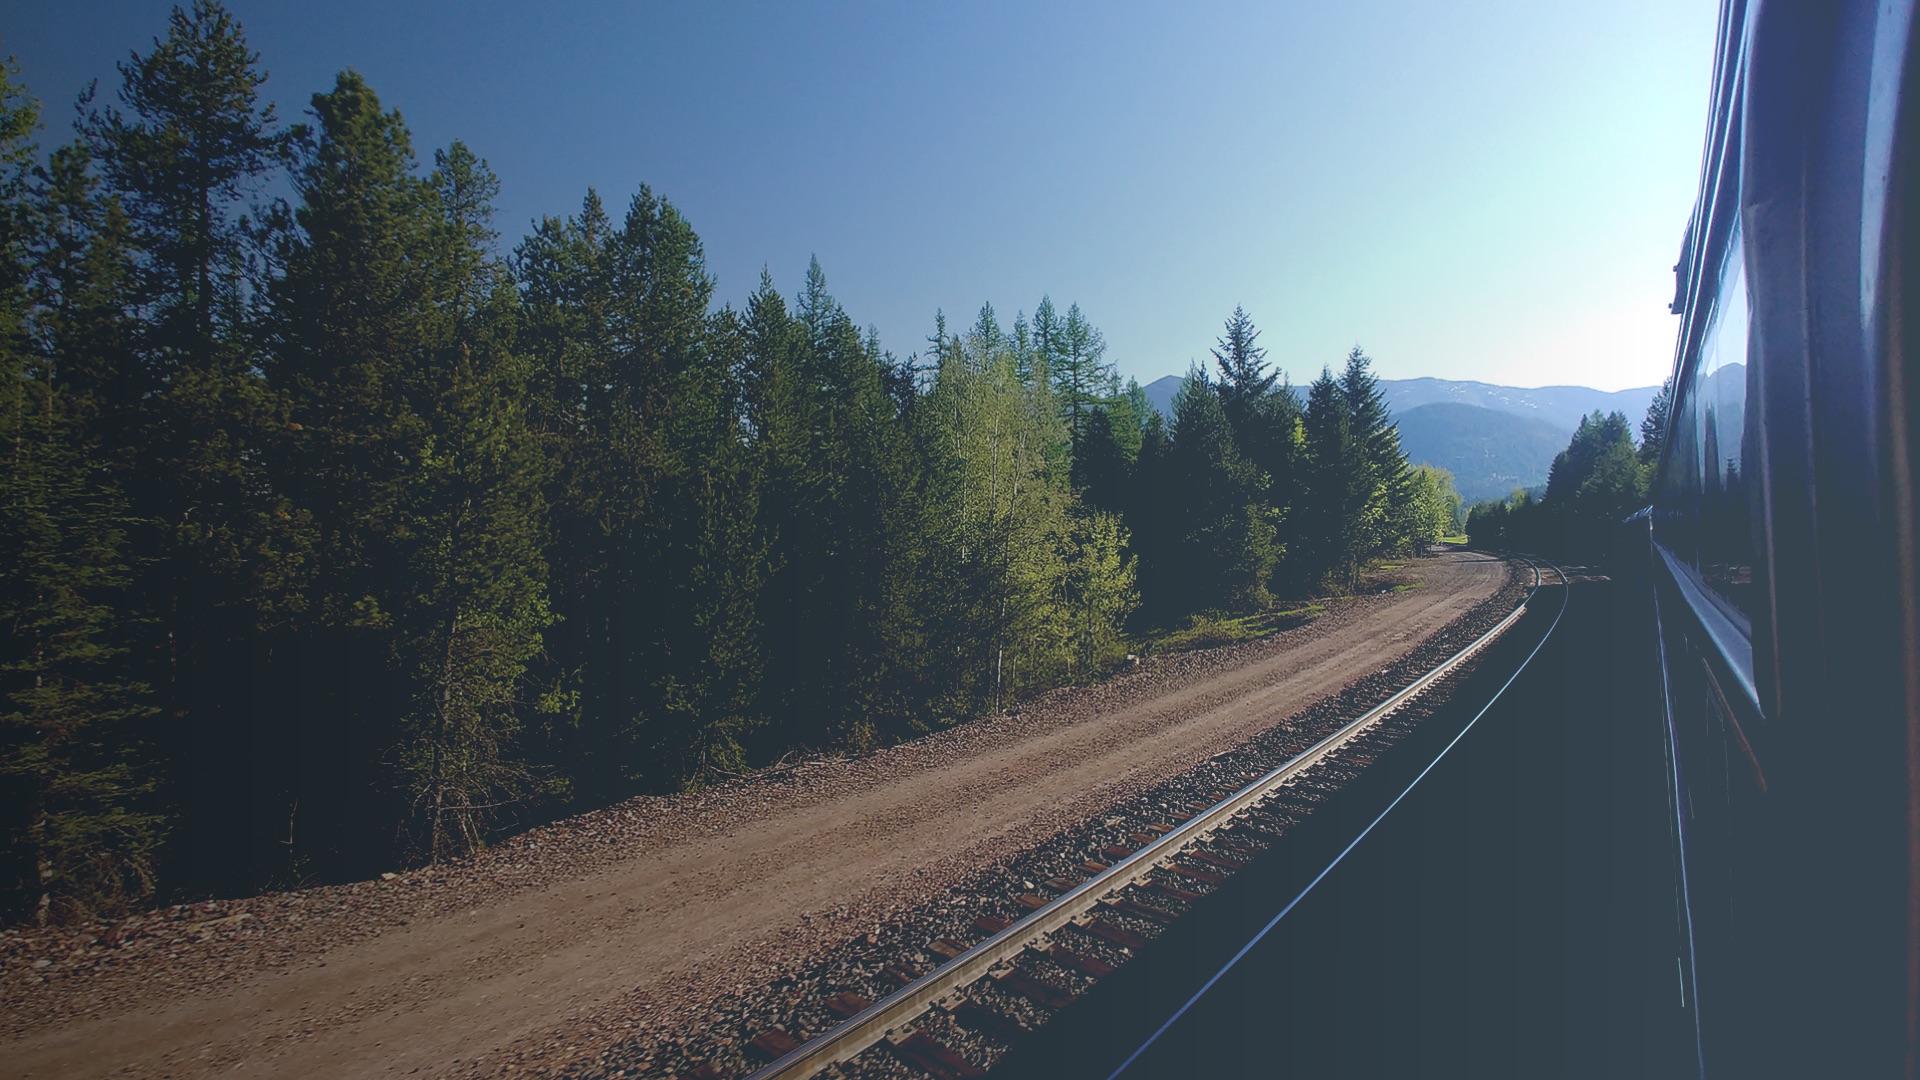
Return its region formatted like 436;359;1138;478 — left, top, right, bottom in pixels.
1695;228;1751;617
1656;224;1753;621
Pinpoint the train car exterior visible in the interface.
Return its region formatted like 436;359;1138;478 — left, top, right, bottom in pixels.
1650;0;1920;1074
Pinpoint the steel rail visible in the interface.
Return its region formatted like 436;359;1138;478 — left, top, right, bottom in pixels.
1105;554;1569;1077
745;555;1548;1080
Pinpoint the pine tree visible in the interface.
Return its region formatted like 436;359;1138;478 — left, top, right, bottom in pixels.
31;146;139;438
1009;309;1036;387
570;187;723;792
1197;309;1305;591
612;204;765;786
1129;410;1175;615
1340;346;1411;566
1030;295;1061;390
966;301;1003;367
739;269;831;752
1072;407;1132;513
512;190;620;798
83;1;291;369
1546;411;1639;505
256;71;433;876
654;303;767;780
82;0;296;560
75;1;312;892
0;59;162;924
391;144;556;861
1165;373;1276;613
1050;301;1113;445
270;70;430;626
1298;367;1358;589
399;340;552;860
1640;377;1674;466
1211;305;1276;429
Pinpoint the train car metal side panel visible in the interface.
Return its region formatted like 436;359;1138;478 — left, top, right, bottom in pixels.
1652;1;1920;1075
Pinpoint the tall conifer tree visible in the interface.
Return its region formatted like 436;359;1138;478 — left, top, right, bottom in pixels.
1340;346;1410;563
0;59;163;924
1212;305;1275;428
85;0;302;892
393;144;555;860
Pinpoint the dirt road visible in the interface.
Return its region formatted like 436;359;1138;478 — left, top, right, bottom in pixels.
2;551;1509;1079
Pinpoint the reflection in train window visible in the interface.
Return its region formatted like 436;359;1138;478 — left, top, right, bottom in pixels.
1696;226;1751;615
1655;222;1754;622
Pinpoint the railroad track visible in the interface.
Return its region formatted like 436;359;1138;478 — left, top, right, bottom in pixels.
724;558;1564;1080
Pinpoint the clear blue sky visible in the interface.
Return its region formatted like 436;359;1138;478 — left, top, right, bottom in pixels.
5;1;1715;392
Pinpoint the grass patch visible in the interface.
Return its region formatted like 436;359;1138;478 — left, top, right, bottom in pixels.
1142;603;1328;655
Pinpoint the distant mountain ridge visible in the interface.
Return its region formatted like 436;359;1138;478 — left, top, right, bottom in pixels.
1139;374;1658;433
1376;377;1658;434
1393;403;1571;504
1138;373;1662;506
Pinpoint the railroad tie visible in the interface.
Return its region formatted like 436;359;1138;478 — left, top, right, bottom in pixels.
948;998;1029;1042
1165;862;1225;885
1146;880;1204;905
825;990;872;1019
1108;896;1180;924
887;1031;985;1080
1185;849;1245;871
996;969;1075;1010
882;960;925;987
748;1028;803;1062
1048;944;1116;978
1083;918;1149;950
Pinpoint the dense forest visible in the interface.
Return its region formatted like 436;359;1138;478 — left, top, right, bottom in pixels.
0;3;1456;924
1463;382;1673;559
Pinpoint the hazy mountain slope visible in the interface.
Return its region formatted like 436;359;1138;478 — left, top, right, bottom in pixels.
1378;377;1659;433
1138;374;1654;504
1142;374;1186;420
1393;403;1573;504
1142;374;1658;432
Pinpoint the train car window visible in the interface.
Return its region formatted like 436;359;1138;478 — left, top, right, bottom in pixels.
1660;373;1702;571
1695;226;1752;617
1656;221;1754;627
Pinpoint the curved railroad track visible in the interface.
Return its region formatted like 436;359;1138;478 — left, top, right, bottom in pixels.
718;558;1569;1080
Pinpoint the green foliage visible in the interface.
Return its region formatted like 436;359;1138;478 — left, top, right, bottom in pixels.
1640;377;1674;467
1211;304;1275;425
1050;301;1111;440
0;4;1455;919
0;59;162;924
1467;409;1648;559
1064;510;1138;677
1115;315;1430;629
1163;372;1278;612
390;146;556;862
1403;465;1463;549
923;303;1078;709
